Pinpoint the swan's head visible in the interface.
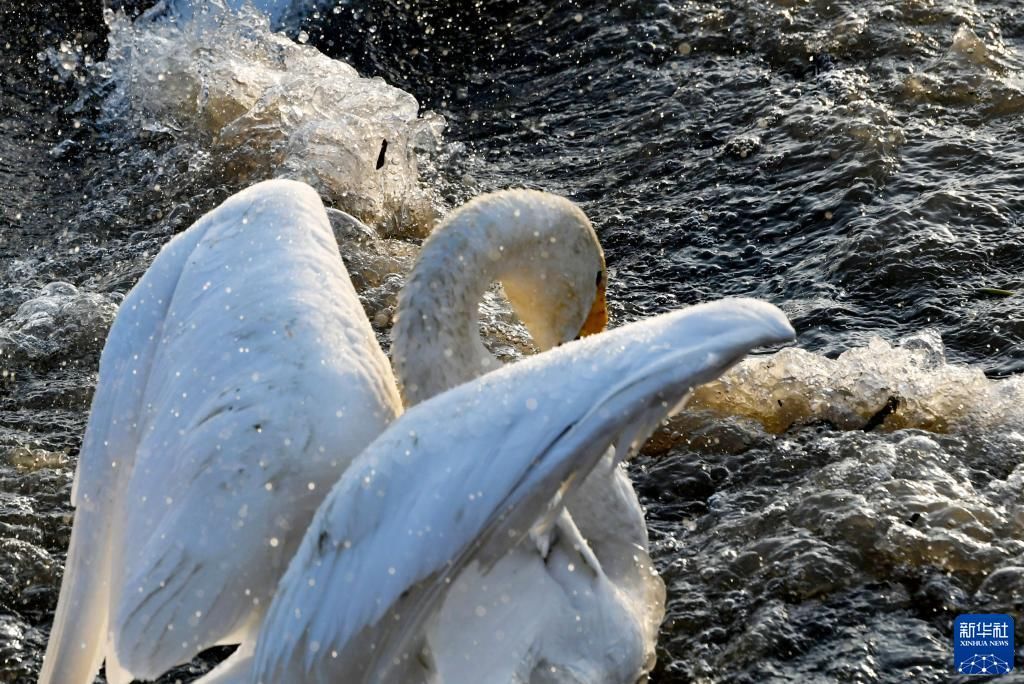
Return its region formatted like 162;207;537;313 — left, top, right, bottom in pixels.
492;190;608;351
392;189;608;406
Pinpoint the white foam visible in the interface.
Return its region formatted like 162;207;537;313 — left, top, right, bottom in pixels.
164;0;298;25
689;330;1024;434
0;283;121;365
904;24;1024;114
101;0;444;232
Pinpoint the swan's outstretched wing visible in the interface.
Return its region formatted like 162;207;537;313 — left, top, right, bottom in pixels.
41;179;401;684
251;298;794;683
39;188;223;684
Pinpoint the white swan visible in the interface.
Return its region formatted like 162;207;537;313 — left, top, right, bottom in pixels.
250;298;795;683
391;195;665;681
39;179;608;684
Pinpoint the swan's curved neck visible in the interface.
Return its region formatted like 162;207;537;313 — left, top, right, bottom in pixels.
392;196;564;407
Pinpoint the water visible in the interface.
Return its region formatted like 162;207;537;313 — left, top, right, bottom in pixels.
1;0;1023;681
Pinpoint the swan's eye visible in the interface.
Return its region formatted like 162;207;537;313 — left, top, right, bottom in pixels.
595;271;604;286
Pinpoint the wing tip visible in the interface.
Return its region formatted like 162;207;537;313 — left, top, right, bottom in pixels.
724;296;796;344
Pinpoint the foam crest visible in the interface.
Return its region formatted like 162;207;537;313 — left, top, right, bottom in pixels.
904;25;1024;115
101;1;444;233
0;283;120;367
688;331;1024;435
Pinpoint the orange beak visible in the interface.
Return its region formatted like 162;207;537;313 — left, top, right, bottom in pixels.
577;278;608;338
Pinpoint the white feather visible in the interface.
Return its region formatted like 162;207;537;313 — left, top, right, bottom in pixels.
250;298;795;683
40;179;401;683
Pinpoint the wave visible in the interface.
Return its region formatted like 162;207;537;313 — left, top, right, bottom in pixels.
12;1;1020;449
100;0;444;234
646;330;1023;455
0;282;120;367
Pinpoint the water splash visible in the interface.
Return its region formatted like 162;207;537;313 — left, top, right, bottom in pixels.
695;330;1024;432
0;283;120;368
904;24;1024;116
101;0;444;234
163;0;299;26
643;329;1024;457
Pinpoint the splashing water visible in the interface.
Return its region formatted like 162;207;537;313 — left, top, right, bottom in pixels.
101;0;444;233
692;331;1024;435
0;283;120;368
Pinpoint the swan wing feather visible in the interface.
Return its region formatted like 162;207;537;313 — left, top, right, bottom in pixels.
251;298;794;683
44;179;401;682
39;187;224;684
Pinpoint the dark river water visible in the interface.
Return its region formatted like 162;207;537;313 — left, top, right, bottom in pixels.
2;0;1024;682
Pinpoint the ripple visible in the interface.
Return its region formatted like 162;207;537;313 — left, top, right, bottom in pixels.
633;424;1023;681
